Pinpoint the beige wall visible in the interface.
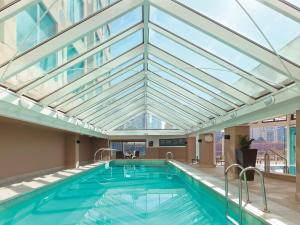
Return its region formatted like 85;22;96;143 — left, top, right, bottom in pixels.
186;137;196;163
146;147;187;162
199;133;215;167
0;117;66;180
0;117;107;183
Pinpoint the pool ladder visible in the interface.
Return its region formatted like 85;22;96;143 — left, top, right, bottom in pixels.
166;152;174;160
225;164;269;225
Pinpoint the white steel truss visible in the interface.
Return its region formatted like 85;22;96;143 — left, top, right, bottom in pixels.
0;0;299;137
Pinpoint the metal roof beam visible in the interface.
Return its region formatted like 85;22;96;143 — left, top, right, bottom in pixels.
95;99;145;127
84;88;145;123
149;0;300;80
148;45;253;104
147;95;200;124
148;60;238;108
55;60;144;110
0;0;41;22
257;0;300;23
147;71;226;115
149;22;277;92
67;73;144;115
147;87;207;122
40;45;144;105
18;23;144;95
147;80;215;118
0;0;143;81
147;105;190;130
78;82;144;120
102;107;145;131
91;93;145;125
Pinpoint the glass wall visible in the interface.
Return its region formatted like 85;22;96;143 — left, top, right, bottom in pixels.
214;130;224;165
112;141;146;156
250;125;288;174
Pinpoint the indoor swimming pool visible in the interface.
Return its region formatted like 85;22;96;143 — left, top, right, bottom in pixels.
0;160;266;225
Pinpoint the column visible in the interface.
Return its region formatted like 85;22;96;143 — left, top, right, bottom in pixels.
65;133;80;168
295;110;300;201
224;126;249;179
186;136;196;163
199;133;215;167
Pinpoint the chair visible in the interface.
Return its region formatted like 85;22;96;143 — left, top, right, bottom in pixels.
132;151;140;159
116;151;124;159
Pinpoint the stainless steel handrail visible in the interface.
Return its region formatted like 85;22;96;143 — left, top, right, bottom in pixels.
225;164;249;224
239;167;268;224
166;152;174;160
94;148;116;162
264;149;288;173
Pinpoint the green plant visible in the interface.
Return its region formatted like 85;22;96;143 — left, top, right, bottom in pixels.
239;135;255;150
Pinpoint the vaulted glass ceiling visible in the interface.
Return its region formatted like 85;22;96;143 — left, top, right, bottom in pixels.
0;0;300;135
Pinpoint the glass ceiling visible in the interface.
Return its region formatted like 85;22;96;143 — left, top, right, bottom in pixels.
0;0;299;134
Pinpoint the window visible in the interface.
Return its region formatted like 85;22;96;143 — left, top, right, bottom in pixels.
16;3;57;71
159;138;187;147
112;141;146;156
262;115;287;123
68;0;84;23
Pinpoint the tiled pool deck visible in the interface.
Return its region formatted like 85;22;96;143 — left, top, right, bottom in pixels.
0;160;299;225
171;161;300;225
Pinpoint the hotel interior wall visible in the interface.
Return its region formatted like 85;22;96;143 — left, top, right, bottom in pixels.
109;135;196;162
0;116;108;185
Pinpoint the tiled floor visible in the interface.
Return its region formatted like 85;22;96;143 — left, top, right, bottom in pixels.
0;162;105;203
171;161;300;225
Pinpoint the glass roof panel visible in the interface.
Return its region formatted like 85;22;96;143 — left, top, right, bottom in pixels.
176;0;300;64
0;0;118;64
58;65;144;113
26;30;143;100
148;54;243;106
115;113;178;130
149;29;267;98
77;82;145;120
148;63;233;111
149;6;292;87
147;113;177;130
2;7;142;90
148;81;213;119
286;0;300;7
50;54;144;107
116;113;146;130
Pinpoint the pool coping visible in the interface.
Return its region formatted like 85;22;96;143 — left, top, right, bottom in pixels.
169;160;298;225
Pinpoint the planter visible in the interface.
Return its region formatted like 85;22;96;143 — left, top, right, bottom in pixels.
236;149;258;181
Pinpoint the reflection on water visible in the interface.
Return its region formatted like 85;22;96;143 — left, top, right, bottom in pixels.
0;163;263;225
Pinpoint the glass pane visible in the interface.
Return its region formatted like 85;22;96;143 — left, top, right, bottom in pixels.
148;54;243;106
50;54;144;107
116;113;146;130
176;0;300;64
2;7;142;90
59;64;144;112
77;82;144;120
286;0;300;7
149;6;291;87
149;29;267;98
0;0;118;64
147;113;177;130
26;30;143;100
148;63;232;111
115;113;178;130
148;81;214;119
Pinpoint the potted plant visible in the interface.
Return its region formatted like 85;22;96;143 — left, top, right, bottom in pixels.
236;135;257;181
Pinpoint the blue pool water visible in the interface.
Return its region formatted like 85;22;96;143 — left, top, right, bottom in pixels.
0;160;266;225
